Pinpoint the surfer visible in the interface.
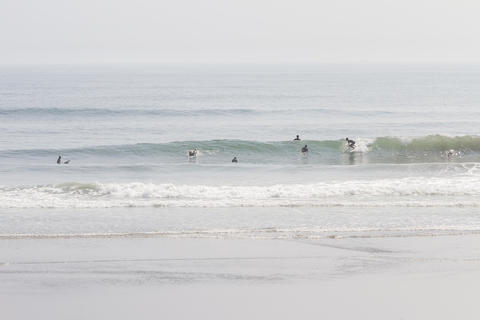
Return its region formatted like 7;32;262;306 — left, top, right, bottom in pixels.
346;137;356;149
57;156;70;164
188;148;198;157
294;135;301;141
232;156;238;163
301;145;308;153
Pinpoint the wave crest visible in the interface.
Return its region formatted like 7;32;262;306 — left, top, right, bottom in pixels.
4;135;480;163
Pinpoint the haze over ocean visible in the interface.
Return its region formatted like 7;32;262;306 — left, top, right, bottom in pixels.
4;0;480;317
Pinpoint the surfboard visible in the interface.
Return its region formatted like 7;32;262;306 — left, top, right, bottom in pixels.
343;144;356;153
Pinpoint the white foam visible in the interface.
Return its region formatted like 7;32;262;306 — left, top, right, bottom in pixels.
2;176;480;208
352;137;373;153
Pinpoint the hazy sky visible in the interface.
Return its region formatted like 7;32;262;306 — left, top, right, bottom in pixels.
2;0;480;64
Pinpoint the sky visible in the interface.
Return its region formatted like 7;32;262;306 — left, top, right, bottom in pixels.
1;0;480;65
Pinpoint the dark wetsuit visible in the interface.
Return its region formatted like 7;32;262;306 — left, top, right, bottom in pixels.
346;139;355;149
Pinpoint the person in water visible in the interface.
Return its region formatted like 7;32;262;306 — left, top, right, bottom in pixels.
188;148;198;157
346;137;356;149
294;135;301;141
232;156;238;163
57;156;70;164
301;145;308;153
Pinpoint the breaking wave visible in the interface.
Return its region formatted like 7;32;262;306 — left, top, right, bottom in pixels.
4;135;480;163
2;177;480;208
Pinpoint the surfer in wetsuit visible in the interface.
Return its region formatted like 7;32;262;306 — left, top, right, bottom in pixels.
301;145;308;153
232;156;238;163
294;135;301;141
346;138;356;149
57;156;70;164
188;148;198;157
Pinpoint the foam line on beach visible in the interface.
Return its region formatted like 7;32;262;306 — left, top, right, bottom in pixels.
2;228;480;241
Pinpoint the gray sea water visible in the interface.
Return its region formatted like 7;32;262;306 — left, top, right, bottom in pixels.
2;64;480;238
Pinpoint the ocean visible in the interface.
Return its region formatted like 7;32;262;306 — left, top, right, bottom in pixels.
2;63;480;239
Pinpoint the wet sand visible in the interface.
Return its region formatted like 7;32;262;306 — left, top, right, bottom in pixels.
1;235;480;319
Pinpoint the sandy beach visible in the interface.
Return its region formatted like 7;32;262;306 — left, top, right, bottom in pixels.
2;233;479;319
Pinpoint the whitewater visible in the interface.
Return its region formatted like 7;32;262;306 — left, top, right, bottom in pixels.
1;176;480;208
